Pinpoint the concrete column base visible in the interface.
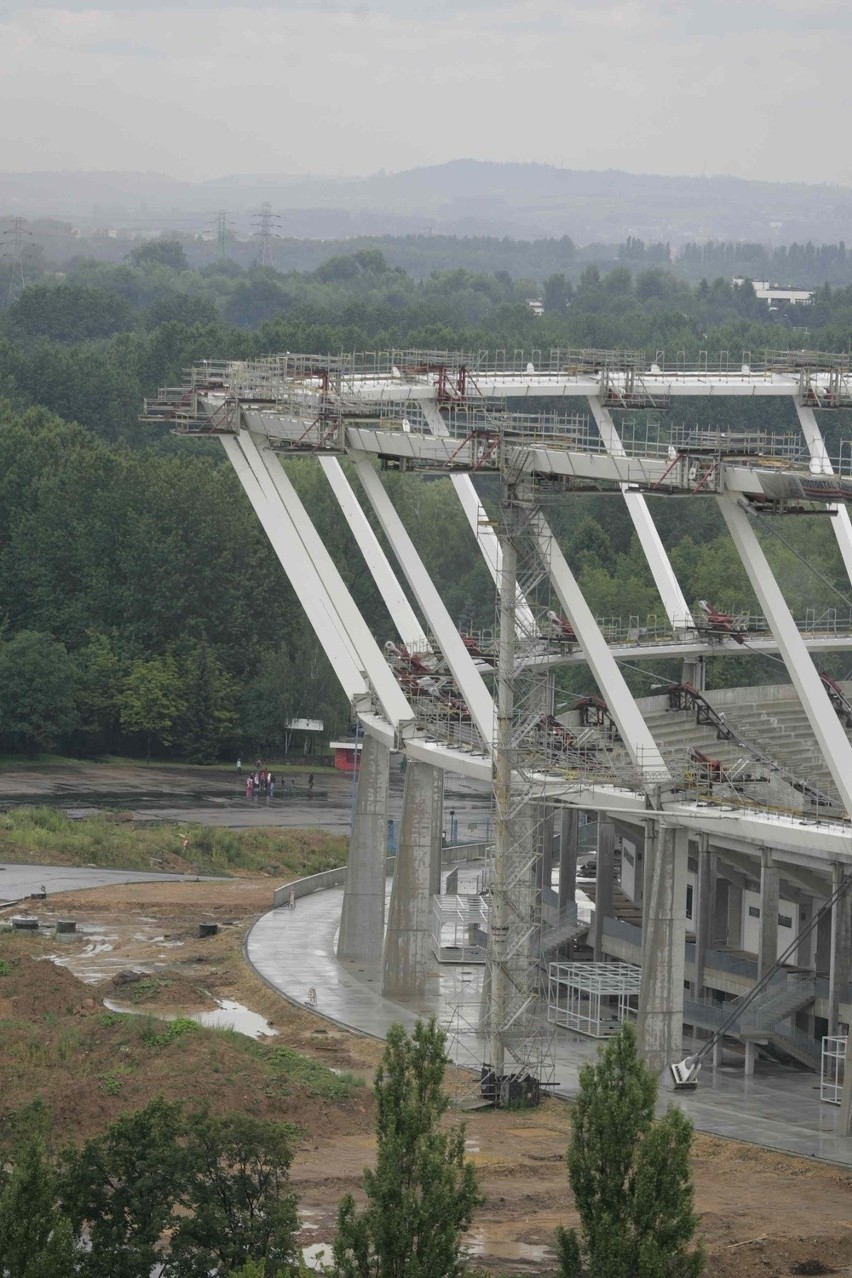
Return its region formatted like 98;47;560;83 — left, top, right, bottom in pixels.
337;733;390;964
382;762;443;998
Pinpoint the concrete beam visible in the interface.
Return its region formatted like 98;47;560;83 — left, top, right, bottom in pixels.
382;761;443;998
337;733;390;963
828;864;852;1036
694;836;716;998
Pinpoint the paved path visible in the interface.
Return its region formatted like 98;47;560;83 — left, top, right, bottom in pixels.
247;879;852;1166
0;863;223;906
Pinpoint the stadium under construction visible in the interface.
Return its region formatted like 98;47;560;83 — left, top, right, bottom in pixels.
146;347;852;1130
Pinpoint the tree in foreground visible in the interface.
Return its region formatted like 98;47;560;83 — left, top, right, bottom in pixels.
0;1135;76;1278
333;1018;481;1278
557;1023;704;1278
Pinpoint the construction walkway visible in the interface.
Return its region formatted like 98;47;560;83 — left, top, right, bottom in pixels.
247;878;852;1167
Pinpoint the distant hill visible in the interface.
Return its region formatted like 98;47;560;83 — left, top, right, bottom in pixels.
2;159;852;245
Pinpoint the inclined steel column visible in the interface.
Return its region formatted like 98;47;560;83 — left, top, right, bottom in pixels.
588;397;695;630
337;733;390;963
718;495;852;817
637;825;688;1075
382;761;443;997
795;403;852;584
352;453;495;748
250;438;413;730
220;435;367;707
532;512;670;784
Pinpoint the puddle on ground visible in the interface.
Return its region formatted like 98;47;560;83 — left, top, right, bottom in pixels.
102;996;277;1040
465;1230;555;1267
301;1243;332;1271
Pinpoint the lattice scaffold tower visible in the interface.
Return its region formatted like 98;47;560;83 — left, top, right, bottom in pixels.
478;471;561;1107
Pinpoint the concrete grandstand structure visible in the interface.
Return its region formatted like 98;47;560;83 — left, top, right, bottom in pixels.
146;346;852;1120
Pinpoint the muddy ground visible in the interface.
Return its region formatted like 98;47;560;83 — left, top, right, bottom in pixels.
3;877;852;1277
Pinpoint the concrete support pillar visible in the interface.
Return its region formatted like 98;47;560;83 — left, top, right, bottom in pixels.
828;864;852;1037
637;825;688;1075
681;655;706;692
798;898;816;970
382;761;443;998
694;837;716;999
558;808;578;911
744;1039;757;1076
641;820;658;960
727;881;743;950
337;734;390;963
759;854;780;980
712;1038;722;1070
592;821;615;961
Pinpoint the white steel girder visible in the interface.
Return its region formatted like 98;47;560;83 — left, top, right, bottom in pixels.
238;431;415;733
718;494;852;818
317;456;428;651
420;399;538;636
587;397;694;630
532;511;670;785
221;434;368;705
794;402;852;584
251;437;415;731
351;452;496;749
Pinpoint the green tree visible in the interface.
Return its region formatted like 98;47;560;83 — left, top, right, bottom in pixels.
169;1108;299;1277
0;630;78;753
61;1097;185;1278
118;655;184;757
129;239;189;270
176;638;238;762
333;1018;480;1278
0;1136;77;1278
557;1024;703;1278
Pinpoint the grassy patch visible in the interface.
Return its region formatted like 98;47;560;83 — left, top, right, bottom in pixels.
0;806;346;877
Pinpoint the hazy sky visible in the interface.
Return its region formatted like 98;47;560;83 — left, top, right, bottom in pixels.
0;0;849;184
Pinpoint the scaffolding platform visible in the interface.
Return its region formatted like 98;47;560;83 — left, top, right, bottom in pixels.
547;961;641;1037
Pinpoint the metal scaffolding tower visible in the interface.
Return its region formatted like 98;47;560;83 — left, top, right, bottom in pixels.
481;477;556;1105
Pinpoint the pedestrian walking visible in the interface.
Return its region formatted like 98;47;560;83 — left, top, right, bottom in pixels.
308;773;314;794
236;757;241;774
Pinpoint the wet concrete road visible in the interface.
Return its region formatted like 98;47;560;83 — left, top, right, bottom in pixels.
0;762;493;834
0;862;222;906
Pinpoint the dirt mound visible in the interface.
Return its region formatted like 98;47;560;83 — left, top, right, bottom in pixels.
103;970;217;1010
0;954;96;1019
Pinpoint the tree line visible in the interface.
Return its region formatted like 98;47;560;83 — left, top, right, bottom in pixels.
1;245;852;758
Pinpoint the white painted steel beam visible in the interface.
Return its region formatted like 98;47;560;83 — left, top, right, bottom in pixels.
532;512;670;784
245;434;415;732
718;494;852;818
317;456;427;650
419;400;538;636
221;434;369;708
795;402;852;584
351;453;496;749
588;397;694;630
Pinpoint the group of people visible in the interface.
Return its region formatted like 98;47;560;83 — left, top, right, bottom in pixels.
245;767;275;799
236;758;314;800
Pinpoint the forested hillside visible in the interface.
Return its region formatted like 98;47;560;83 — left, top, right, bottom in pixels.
2;242;851;762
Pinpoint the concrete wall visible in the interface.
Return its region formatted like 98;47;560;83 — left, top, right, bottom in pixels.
740;885;799;958
273;858;395;908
